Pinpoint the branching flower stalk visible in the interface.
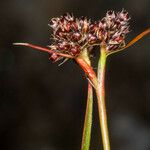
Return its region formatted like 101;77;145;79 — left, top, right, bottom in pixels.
14;10;150;150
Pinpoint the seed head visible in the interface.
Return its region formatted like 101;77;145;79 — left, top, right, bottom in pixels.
49;13;99;61
48;10;130;61
95;9;130;51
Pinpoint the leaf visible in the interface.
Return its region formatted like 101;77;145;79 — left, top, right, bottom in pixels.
107;28;150;56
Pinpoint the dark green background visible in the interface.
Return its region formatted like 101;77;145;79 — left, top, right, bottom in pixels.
0;0;150;150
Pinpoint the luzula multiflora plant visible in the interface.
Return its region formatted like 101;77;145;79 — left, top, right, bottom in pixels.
14;10;150;150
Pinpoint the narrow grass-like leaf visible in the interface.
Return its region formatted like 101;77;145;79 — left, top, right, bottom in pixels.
107;28;150;56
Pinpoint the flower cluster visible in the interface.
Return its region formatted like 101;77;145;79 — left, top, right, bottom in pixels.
94;10;130;51
49;10;130;61
49;13;97;61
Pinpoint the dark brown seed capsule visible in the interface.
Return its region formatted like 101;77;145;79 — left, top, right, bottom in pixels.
70;46;80;55
114;35;124;43
49;53;59;61
71;22;78;31
88;34;97;44
50;18;59;29
72;32;81;41
107;10;113;15
55;29;66;38
107;44;119;51
58;42;70;51
64;23;71;32
90;23;98;32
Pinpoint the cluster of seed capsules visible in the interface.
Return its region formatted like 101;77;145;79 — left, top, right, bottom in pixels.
49;10;130;61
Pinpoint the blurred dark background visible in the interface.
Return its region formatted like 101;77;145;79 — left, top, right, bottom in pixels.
0;0;150;150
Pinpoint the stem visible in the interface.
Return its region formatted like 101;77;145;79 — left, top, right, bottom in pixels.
75;50;97;150
81;83;93;150
79;48;93;150
96;47;110;150
76;48;110;150
75;57;98;88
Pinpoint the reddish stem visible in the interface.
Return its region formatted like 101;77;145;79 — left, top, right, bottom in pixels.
13;43;74;59
75;57;98;88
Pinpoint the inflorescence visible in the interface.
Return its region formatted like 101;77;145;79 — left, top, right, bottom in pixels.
49;9;130;61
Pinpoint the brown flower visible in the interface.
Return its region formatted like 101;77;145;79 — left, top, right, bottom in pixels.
48;10;131;61
49;13;98;61
95;9;130;51
14;10;150;61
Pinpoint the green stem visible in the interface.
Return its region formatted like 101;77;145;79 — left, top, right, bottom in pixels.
96;47;110;150
76;48;110;150
80;48;93;150
81;83;93;150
